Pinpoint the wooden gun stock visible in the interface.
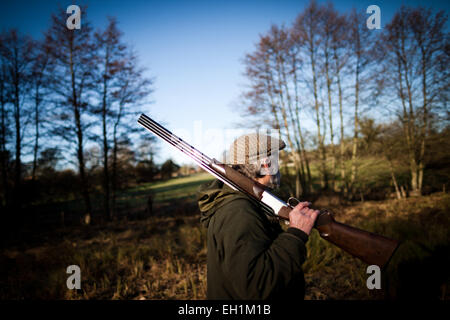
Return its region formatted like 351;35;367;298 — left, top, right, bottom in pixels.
278;207;399;268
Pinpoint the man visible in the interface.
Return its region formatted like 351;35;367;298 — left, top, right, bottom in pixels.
197;133;319;300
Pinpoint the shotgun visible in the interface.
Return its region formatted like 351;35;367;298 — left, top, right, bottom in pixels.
137;113;399;269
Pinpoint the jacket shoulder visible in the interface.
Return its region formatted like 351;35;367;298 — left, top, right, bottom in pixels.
213;195;275;232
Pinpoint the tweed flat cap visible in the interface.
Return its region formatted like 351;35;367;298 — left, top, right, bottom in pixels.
223;133;286;165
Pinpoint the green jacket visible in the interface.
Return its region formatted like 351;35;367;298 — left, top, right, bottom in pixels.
197;179;309;300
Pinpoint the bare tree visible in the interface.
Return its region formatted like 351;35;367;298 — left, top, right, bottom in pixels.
0;50;11;208
409;8;449;194
289;29;313;193
347;9;375;197
242;27;309;197
0;30;34;208
267;25;305;197
44;9;96;223
30;40;51;180
293;1;329;190
330;13;351;193
320;3;340;190
110;49;153;217
239;1;447;200
378;122;406;199
380;6;449;196
94;17;127;220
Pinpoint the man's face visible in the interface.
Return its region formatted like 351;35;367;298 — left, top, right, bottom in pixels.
258;155;281;190
258;154;279;176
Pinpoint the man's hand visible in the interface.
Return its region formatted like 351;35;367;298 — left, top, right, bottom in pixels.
289;201;319;235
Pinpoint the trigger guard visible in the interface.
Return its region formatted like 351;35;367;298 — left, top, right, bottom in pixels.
287;197;300;208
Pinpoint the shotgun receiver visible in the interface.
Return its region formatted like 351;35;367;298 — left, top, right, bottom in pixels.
137;113;399;269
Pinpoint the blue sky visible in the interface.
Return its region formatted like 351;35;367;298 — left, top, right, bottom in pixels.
1;0;449;166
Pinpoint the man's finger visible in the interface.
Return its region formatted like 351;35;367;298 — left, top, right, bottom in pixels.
301;208;319;218
304;208;315;216
294;201;311;211
310;209;320;220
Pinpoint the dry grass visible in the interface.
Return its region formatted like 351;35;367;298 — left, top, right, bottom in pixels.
1;215;208;300
1;174;448;300
304;192;450;300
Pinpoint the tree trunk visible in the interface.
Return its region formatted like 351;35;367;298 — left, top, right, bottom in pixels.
350;26;361;196
395;46;417;198
350;79;359;194
264;57;301;197
112;125;118;218
417;51;428;195
324;40;336;191
399;30;421;196
272;55;303;197
0;69;8;208
310;35;328;189
112;97;125;218
333;46;346;194
70;40;91;222
387;157;402;200
292;54;312;193
278;52;306;196
13;58;21;208
32;84;40;180
101;58;110;220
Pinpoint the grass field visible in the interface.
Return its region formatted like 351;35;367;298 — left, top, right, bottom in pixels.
1;172;449;300
118;172;214;207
